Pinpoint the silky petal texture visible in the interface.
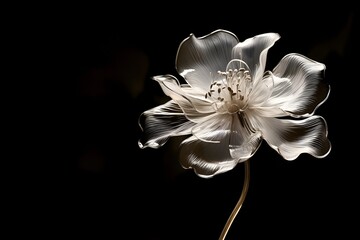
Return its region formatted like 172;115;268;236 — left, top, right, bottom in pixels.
264;54;329;117
176;29;239;91
191;114;262;160
248;106;287;118
232;33;280;85
179;135;241;178
191;114;232;143
153;75;216;123
180;113;262;177
228;113;263;160
248;71;274;107
180;84;209;101
249;115;331;160
248;74;287;117
138;100;196;149
138;30;332;178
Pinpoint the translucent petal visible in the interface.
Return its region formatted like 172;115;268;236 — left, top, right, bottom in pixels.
249;115;331;160
138;100;196;149
190;113;262;160
266;53;329;117
176;29;239;91
179;135;240;178
191;114;232;143
153;75;216;122
249;72;274;106
180;84;212;101
232;33;280;84
247;106;287;118
228;113;263;160
248;74;287;118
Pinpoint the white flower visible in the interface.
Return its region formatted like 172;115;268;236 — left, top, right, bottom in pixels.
138;29;331;178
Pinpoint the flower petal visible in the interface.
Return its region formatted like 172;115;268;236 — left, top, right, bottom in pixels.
266;53;329;117
249;71;274;106
191;114;232;143
153;75;216;122
250;115;331;160
228;113;263;160
248;74;287;117
138;100;196;149
191;113;262;159
179;113;262;177
179;135;240;178
176;29;239;91
232;33;280;84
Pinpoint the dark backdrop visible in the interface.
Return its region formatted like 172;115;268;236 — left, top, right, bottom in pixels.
24;5;357;240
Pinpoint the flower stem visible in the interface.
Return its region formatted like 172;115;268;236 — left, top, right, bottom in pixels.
219;160;250;240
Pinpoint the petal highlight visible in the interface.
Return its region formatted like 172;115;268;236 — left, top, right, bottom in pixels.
138;100;196;149
268;53;329;117
176;29;239;91
179;135;240;178
153;75;216;122
179;113;263;177
232;33;280;84
250;115;331;160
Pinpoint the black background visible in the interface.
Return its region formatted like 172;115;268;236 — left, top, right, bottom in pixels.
19;5;358;240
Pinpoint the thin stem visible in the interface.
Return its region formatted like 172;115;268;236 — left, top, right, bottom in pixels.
219;160;250;240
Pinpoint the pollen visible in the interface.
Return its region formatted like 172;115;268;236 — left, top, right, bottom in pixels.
207;67;253;114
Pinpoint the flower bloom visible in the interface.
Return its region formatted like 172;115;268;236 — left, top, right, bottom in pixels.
138;29;331;178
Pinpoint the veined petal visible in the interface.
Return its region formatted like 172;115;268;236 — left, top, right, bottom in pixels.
180;84;210;101
138;100;196;149
176;29;239;91
248;74;287;118
266;53;329;117
249;71;274;106
228;113;263;160
247;107;287;118
153;75;216;122
232;33;280;85
179;135;240;178
250;115;331;160
191;114;232;143
191;113;262;160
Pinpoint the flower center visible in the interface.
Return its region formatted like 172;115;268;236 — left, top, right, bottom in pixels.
205;61;253;114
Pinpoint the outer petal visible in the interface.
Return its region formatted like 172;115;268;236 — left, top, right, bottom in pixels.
228;113;263;160
264;53;329;117
176;29;239;91
153;75;216;123
179;135;240;178
138;100;196;149
249;115;331;160
248;73;288;117
232;33;280;84
180;113;262;178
